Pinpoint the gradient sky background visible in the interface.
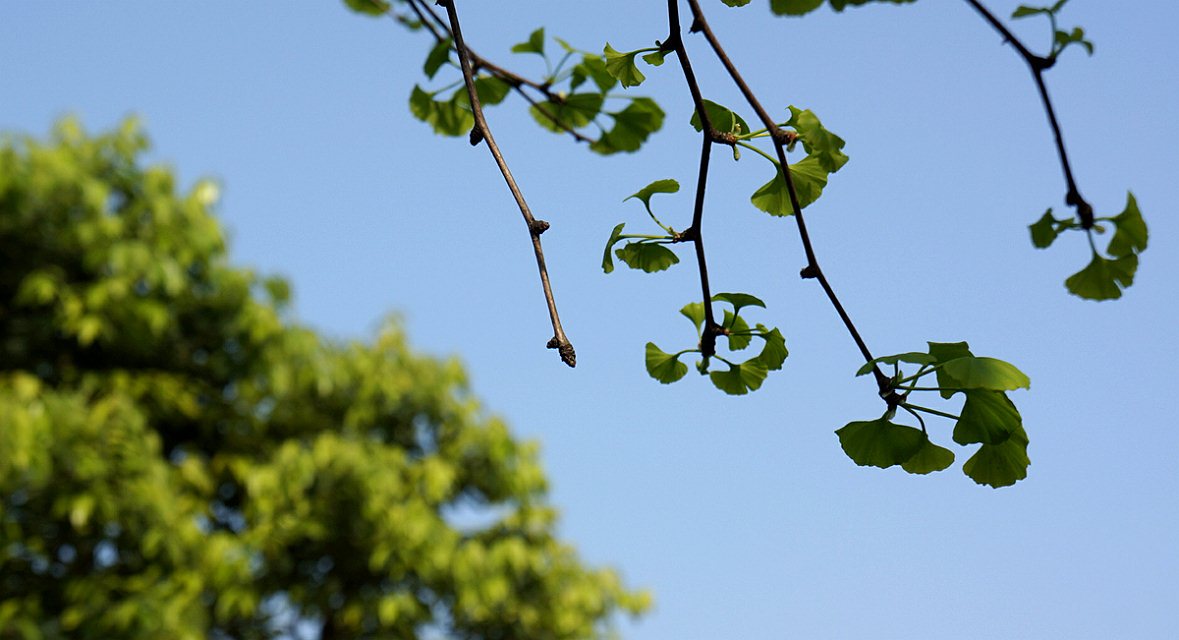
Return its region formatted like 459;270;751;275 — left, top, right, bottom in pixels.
3;2;1177;638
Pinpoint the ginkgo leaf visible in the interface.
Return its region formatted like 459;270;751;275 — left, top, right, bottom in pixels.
900;438;955;475
1065;252;1137;300
615;242;679;273
709;361;768;395
645;342;688;383
953;390;1022;446
835;418;924;468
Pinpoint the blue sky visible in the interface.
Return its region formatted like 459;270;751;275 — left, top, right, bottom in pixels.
3;1;1177;638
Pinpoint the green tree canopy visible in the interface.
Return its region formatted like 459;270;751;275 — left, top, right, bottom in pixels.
0;119;648;639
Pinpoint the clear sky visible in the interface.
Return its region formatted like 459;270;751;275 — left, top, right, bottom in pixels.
3;1;1177;638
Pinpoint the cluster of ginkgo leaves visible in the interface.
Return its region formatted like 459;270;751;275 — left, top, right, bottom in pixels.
406;22;666;154
343;0;1151;487
842;342;1031;488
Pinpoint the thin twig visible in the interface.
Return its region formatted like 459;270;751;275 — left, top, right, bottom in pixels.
962;0;1094;229
664;0;720;357
682;0;893;398
439;0;575;366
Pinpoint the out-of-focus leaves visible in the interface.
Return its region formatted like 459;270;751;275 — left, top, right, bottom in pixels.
0;119;649;639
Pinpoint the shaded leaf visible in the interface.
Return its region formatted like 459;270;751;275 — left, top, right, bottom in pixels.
615;242;680;273
963;426;1030;488
900;437;955;475
953;390;1021;446
927;341;973;399
835;418;924;468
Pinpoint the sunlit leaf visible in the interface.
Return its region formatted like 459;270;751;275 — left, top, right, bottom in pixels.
645;342;688;383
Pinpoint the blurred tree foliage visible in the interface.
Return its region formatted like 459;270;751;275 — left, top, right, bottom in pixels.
0;119;648;639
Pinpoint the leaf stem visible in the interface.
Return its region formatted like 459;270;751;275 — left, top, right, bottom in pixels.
903;403;960;421
440;0;575;366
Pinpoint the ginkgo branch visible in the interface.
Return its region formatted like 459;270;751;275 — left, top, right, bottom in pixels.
663;0;721;358
682;0;893;399
439;0;575;366
963;0;1094;230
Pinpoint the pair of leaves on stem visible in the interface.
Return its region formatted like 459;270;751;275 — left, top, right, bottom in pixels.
1029;192;1147;300
1012;0;1094;58
407;27;666;155
646;294;789;396
840;341;1031;487
689;101;848;215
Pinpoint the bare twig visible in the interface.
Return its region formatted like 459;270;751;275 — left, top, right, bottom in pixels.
963;0;1094;229
438;0;575;366
682;0;894;399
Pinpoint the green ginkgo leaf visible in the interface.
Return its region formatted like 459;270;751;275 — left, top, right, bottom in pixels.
962;426;1029;488
689;100;751;136
927;341;974;399
953;390;1022;446
711;292;765;315
625;179;679;214
615;242;679;273
721;310;752;351
835;418;925;469
591;98;665;155
601;223;626;273
603;44;647;88
645;342;688;383
1065;252;1137;300
752;328;789;371
709;361;768;395
939;357;1031;392
900;437;955;475
680;301;706;334
1029;209;1060;248
1106;192;1147;258
750;155;828;215
511;28;546;56
785;106;848;173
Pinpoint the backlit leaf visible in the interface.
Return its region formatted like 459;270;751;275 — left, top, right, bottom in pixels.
615;242;680;273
